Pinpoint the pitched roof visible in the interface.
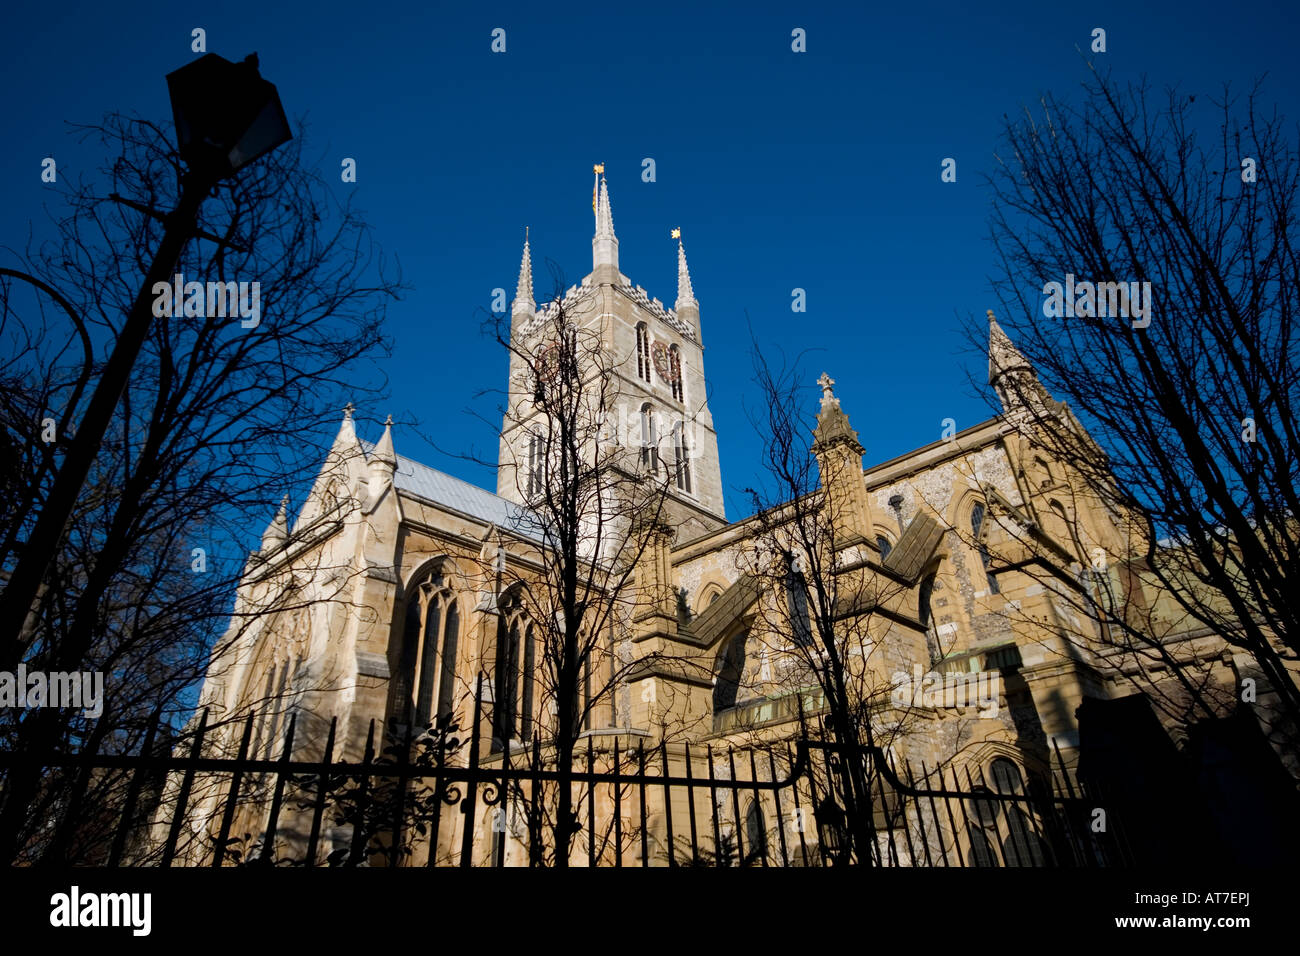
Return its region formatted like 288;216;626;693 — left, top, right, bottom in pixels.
882;511;945;582
360;441;545;543
684;574;760;648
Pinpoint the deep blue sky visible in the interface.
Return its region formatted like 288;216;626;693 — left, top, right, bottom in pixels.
4;0;1298;522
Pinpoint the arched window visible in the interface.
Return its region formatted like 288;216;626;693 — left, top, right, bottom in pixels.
493;597;535;751
526;430;544;498
249;664;276;762
989;757;1022;795
967;823;999;867
639;403;658;472
744;799;768;865
918;572;941;663
669;345;683;401
918;573;935;629
785;557;813;648
970;502;1000;595
266;660;290;758
713;630;749;713
672;420;692;492
876;535;892;560
1031;455;1053;489
396;568;461;732
636;323;651;383
983;758;1050;866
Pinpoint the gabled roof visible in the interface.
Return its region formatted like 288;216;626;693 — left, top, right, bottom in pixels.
360;441;545;543
683;574;760;648
882;511;945;583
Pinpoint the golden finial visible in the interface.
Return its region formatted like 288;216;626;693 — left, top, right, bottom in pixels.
593;163;605;175
671;228;681;240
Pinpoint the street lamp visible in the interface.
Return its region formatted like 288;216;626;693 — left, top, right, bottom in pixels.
0;53;291;668
167;53;291;178
815;797;846;862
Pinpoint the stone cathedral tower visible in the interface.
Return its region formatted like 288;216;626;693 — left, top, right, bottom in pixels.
495;167;727;540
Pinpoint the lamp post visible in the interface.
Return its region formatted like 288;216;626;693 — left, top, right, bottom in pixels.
0;53;291;668
815;796;846;864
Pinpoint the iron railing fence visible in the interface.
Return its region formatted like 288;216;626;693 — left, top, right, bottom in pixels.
0;686;1141;867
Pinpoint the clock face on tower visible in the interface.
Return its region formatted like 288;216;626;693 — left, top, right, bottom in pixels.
536;341;562;382
651;342;678;383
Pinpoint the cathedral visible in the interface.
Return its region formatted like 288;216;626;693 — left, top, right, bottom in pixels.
177;168;1289;866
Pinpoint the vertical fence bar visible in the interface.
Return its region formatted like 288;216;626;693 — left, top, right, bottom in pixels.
258;714;296;866
748;749;768;867
211;714;255;867
660;744;675;867
919;762;951;866
966;764;1005;866
1016;769;1055;867
706;746;722;865
587;736;596;867
637;740;648;867
875;759;901;866
902;760;931;867
934;765;966;867
426;719;449;868
803;745;828;868
460;675;484;868
46;724;105;865
494;735;509;869
767;749;789;867
1051;737;1093;865
728;748;745;866
162;709;209;867
885;753;914;867
786;742;810;866
305;717;337;867
612;737;622;868
389;721;413;868
683;743;699;862
346;721;377;867
952;766;979;867
108;712;161;867
529;733;541;867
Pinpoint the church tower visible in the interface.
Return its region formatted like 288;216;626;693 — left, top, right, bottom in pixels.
496;166;726;539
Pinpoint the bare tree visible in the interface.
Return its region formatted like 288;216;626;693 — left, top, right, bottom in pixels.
459;266;679;866
976;64;1300;731
0;111;400;863
739;345;942;864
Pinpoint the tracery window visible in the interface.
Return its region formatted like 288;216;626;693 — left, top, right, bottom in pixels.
396;568;461;732
636;323;651;383
970;502;1000;595
669;345;683;401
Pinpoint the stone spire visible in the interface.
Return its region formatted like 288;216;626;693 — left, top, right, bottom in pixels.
988;310;1033;385
812;373;861;452
672;228;700;332
512;227;535;324
591;165;620;282
335;401;358;449
366;415;397;507
371;415;397;467
260;494;289;553
811;372;872;536
676;236;697;305
987;310;1055;418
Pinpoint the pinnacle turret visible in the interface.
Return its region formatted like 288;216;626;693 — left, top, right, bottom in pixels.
260;494;289;553
675;239;696;309
513;227;535;322
591;166;620;281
